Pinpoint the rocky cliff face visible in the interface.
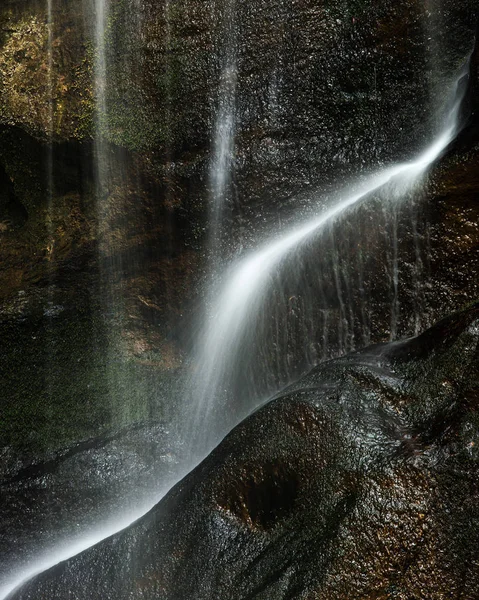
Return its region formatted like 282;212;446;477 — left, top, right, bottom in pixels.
0;0;478;464
8;302;479;599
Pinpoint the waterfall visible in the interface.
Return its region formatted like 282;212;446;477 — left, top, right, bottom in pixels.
181;0;239;449
186;59;470;457
0;23;472;600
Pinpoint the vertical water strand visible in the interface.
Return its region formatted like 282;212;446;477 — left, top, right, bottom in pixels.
44;0;55;416
209;0;238;248
163;0;173;167
45;0;55;288
321;309;330;362
93;0;119;417
330;227;348;355
343;242;356;351
356;238;371;347
410;193;425;335
94;0;110;215
425;0;447;131
94;0;108;147
162;0;176;320
46;0;54;228
182;0;239;457
93;0;110;278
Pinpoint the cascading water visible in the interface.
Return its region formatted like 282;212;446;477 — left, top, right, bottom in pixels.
0;8;474;597
186;59;470;457
181;0;239;448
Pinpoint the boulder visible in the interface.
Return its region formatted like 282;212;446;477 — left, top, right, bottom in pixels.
9;301;479;599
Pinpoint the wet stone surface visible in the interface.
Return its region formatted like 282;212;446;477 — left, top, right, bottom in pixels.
0;422;183;593
6;303;479;599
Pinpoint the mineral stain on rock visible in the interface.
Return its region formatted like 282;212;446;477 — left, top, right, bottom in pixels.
217;461;300;531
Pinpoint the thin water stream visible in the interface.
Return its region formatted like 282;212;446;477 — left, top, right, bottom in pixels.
210;0;238;239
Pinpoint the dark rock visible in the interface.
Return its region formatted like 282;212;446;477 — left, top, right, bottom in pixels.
0;422;182;590
8;302;479;599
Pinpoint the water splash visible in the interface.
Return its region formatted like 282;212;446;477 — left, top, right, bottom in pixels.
0;51;471;600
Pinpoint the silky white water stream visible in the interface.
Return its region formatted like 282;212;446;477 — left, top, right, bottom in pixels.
186;60;469;455
210;0;238;234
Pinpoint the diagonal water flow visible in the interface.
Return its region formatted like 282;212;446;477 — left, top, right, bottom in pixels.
186;59;470;455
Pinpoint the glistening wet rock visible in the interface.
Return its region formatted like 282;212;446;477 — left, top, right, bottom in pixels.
9;302;479;599
0;422;182;589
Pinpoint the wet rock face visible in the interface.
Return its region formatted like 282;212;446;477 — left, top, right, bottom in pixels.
0;0;477;315
9;303;479;599
288;141;479;356
0;0;477;188
0;0;478;470
0;127;194;473
0;421;182;588
0;0;93;141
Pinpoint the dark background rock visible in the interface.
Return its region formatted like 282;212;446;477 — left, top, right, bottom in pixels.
8;303;479;599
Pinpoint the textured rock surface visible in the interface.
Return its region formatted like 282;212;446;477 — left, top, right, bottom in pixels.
7;302;479;599
0;422;182;589
0;0;478;463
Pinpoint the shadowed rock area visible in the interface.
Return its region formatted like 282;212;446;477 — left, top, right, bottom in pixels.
0;422;182;587
8;302;479;599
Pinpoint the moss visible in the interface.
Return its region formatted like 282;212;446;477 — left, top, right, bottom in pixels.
0;4;94;141
0;0;214;153
95;0;171;150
